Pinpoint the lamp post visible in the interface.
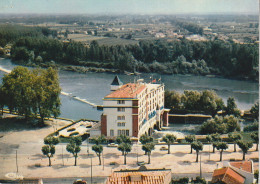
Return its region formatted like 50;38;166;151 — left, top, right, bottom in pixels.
200;152;202;178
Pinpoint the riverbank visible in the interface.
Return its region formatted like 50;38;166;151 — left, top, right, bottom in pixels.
2;57;258;83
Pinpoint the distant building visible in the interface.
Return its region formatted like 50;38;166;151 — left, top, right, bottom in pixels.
155;33;166;38
106;167;171;184
101;76;169;139
211;160;255;184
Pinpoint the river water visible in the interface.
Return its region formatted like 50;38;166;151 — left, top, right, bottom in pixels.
0;58;258;124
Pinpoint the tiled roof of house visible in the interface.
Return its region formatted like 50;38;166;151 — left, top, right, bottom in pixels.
107;170;171;184
212;167;245;184
230;161;252;173
105;83;146;99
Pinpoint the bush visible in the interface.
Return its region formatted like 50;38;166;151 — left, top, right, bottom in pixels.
244;122;259;132
172;177;189;184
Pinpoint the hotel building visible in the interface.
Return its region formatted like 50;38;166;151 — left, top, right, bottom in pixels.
101;76;169;138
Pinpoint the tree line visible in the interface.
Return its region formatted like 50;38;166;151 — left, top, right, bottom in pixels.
42;132;258;168
5;28;258;81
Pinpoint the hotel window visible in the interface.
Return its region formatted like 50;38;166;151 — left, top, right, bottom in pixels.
122;129;126;135
117;116;125;120
118;130;121;135
126;130;129;136
118;122;125;127
118;107;125;112
117;100;125;104
110;129;114;136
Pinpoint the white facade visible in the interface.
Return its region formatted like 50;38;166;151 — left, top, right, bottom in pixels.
101;78;168;138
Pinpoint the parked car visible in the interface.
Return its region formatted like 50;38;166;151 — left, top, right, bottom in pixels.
160;146;168;151
73;179;87;184
107;143;118;147
137;161;145;166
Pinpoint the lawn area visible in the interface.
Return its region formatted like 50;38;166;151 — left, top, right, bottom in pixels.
0;116;47;132
240;132;255;142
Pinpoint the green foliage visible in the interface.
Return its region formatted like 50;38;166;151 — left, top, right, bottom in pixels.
191;141;203;162
172;177;189;184
0;66;61;123
3;24;258;81
66;137;82;166
142;142;155;164
251;132;259;151
139;134;154;145
225;97;240;116
244;121;259;132
200;115;240;134
116;134;131;144
162;134;177;154
191;176;207;184
44;136;59;146
92;144;103;165
250;102;259;120
92;135;106;145
118;142;132;165
185;135;196;153
237;140;253;160
165;90;224;115
228;132;242;152
216;142;228;161
41;136;59;166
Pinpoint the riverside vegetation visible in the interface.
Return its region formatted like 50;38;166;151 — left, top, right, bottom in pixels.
0;24;258;81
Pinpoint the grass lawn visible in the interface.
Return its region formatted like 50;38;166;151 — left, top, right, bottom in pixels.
240;132;255;142
0;117;46;132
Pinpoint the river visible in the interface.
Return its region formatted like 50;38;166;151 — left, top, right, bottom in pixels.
0;58;258;124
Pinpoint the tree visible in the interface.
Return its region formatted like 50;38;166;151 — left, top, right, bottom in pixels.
191;141;203;162
216;142;228;161
116;134;131;155
118;142;132;165
1;66;61;124
0;86;5;115
185;135;196;153
225;97;240;116
228;132;242;152
41;136;59;166
191;176;206;184
92;145;103;165
162;134;177;154
66;137;82;166
237;140;253;160
211;133;221;153
142;142;155;164
251;132;259;151
139;134;153;155
250;102;259;120
92;135;106;145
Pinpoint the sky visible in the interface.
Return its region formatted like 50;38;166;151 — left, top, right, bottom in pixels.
0;0;258;15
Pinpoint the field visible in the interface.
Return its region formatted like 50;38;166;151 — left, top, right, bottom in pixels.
68;34;139;46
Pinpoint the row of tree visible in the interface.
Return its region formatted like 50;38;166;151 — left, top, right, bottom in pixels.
42;132;258;167
165;90;241;116
8;33;259;80
0;66;61;124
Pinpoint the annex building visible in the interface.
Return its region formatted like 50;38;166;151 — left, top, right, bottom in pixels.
101;76;169;138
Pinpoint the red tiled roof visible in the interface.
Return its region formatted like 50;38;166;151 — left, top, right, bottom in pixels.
107;170;171;184
212;167;245;184
230;161;252;173
105;83;146;99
